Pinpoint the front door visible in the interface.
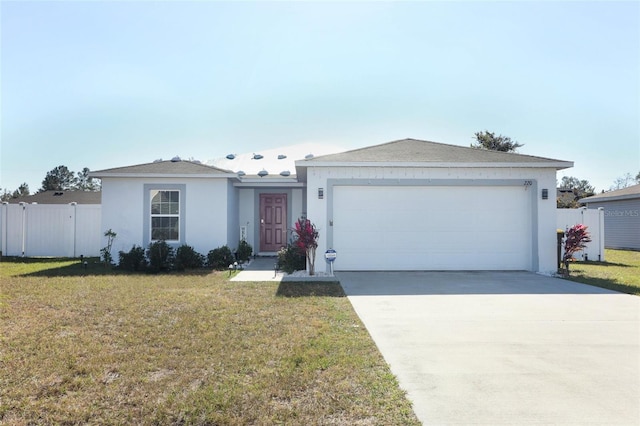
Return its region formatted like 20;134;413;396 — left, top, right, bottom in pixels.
259;193;287;252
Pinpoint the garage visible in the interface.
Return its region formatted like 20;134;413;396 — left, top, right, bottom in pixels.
297;138;573;274
332;184;533;271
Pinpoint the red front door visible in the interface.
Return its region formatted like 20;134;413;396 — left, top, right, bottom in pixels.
259;193;287;252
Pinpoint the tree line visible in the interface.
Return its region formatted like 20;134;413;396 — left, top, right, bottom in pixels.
1;166;100;202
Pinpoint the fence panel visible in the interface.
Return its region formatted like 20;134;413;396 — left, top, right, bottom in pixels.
557;208;605;262
1;203;101;257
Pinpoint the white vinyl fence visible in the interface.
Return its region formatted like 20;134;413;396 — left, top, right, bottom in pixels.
0;203;101;257
557;208;605;262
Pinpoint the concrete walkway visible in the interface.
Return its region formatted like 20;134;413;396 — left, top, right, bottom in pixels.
338;271;640;425
230;257;283;282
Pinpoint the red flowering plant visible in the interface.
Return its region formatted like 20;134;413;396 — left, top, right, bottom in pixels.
293;218;319;275
563;224;591;273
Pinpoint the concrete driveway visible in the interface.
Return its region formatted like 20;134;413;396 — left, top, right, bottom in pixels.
338;271;640;425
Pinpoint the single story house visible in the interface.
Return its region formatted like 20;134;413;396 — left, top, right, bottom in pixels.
90;138;572;273
580;184;640;250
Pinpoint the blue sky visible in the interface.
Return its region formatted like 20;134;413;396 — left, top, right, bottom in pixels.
1;0;638;193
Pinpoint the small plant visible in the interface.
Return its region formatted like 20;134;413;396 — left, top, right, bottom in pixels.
146;240;175;273
207;245;234;270
175;244;205;270
236;239;253;262
293;218;319;275
118;245;147;271
277;244;307;274
563;224;592;274
100;229;117;267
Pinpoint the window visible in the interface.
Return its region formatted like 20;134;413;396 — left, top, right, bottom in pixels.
150;190;180;241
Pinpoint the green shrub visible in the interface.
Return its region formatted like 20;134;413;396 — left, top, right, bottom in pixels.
175;244;205;270
118;245;147;271
207;245;234;270
146;240;175;273
277;244;306;274
236;240;253;262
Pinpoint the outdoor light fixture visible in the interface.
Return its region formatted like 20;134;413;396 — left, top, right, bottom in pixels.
318;188;324;199
542;189;548;200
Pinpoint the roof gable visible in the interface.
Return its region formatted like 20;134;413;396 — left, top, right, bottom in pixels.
300;138;571;165
90;160;235;177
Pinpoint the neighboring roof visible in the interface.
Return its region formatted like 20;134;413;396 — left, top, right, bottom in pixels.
90;159;236;178
580;184;640;203
296;138;573;168
6;190;101;205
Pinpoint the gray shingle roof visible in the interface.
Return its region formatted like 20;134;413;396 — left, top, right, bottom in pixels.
91;160;235;176
580;184;640;203
298;138;571;166
7;190;101;205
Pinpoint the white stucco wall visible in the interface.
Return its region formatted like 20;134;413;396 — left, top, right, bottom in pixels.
305;166;559;274
101;177;232;258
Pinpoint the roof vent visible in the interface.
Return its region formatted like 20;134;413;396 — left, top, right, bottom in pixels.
171;156;181;162
305;153;314;159
252;153;264;160
257;169;268;177
278;154;287;160
226;154;236;160
237;171;246;176
153;158;163;163
54;192;64;196
280;170;291;177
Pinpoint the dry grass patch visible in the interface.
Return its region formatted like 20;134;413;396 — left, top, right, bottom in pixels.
0;262;419;425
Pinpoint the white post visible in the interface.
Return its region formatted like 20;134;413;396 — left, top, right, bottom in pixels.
1;202;7;256
19;202;26;257
597;207;605;262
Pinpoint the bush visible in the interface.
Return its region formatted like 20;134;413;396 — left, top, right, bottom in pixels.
277;244;306;274
118;245;147;271
236;240;253;262
175;244;205;270
146;240;175;273
207;245;234;270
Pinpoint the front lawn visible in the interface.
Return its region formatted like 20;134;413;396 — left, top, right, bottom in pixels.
566;249;640;295
0;261;419;425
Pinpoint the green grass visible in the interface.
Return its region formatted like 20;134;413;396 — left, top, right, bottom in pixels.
0;260;419;425
566;249;640;295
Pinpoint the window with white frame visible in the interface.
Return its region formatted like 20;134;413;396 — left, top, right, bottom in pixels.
150;190;180;241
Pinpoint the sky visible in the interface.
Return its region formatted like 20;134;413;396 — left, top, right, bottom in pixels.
1;0;639;193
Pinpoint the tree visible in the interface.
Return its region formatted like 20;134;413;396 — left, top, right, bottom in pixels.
610;172;640;191
41;165;77;192
471;130;523;152
557;176;595;208
12;183;30;198
76;167;100;191
0;183;30;201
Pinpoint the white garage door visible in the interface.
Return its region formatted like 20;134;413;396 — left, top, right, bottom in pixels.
332;185;532;271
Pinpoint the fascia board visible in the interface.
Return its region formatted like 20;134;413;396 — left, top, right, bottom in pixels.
295;161;574;170
89;173;236;179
